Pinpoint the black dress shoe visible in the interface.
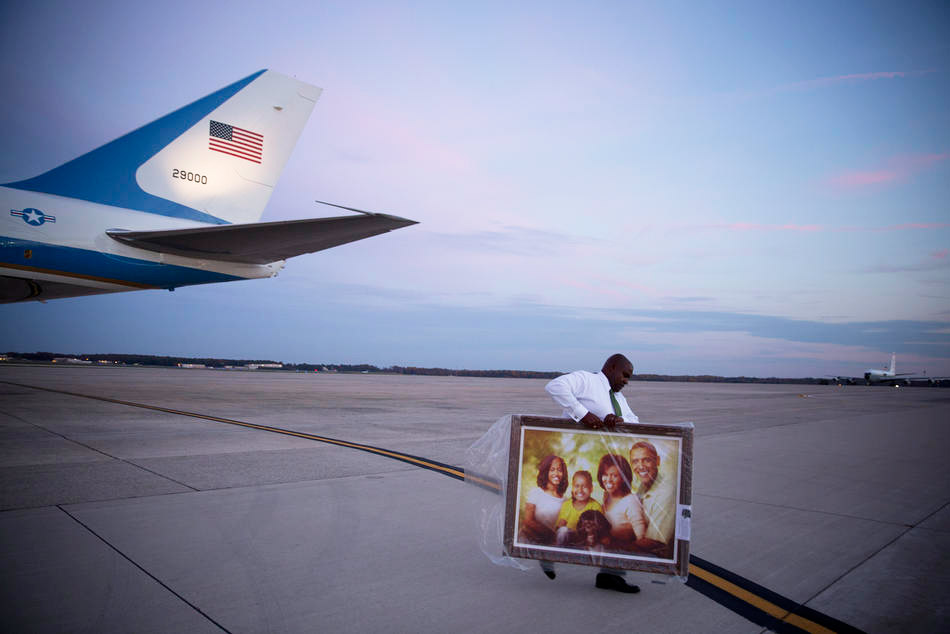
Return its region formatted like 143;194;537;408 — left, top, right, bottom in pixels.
595;572;640;593
539;561;556;580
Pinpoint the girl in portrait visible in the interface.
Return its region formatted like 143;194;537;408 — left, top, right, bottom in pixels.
554;470;603;546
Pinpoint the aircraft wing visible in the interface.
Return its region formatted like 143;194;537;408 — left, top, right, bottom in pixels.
823;375;857;385
907;375;950;384
107;212;417;264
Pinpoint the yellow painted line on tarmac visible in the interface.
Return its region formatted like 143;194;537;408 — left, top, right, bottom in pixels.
4;379;861;633
463;473;501;490
0;380;465;481
689;563;835;633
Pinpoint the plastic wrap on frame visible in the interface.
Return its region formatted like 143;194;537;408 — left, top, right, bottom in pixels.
466;415;694;582
464;415;530;570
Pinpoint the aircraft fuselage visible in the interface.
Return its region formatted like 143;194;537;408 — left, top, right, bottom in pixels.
2;186;280;301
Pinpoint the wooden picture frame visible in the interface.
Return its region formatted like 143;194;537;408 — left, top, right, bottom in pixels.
503;415;692;577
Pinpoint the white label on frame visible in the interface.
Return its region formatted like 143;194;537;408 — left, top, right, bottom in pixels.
677;504;692;541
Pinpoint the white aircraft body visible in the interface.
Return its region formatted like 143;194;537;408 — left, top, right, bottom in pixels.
1;69;416;303
828;353;945;386
862;353;915;385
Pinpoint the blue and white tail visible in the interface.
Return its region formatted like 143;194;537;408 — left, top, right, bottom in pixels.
5;70;321;225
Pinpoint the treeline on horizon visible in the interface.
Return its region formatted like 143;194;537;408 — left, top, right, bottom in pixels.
5;351;828;384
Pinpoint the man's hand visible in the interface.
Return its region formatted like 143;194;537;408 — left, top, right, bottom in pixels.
603;414;623;430
580;413;605;430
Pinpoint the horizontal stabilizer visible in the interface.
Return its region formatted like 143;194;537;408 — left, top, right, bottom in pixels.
107;212;417;264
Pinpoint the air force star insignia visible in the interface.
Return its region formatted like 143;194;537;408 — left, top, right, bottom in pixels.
11;208;56;226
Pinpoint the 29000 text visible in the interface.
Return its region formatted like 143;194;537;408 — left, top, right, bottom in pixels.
172;169;208;184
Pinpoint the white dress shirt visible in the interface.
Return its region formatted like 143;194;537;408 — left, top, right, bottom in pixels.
545;370;639;423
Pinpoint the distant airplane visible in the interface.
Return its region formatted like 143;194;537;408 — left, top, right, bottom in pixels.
826;353;946;386
1;70;417;303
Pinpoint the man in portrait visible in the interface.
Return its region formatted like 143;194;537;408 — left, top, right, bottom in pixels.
630;440;676;558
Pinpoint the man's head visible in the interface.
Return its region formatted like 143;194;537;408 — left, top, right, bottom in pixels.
629;440;659;489
602;353;633;392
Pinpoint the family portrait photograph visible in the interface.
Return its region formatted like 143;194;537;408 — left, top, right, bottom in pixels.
504;416;692;576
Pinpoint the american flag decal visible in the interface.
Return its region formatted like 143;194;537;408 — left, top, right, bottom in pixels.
209;120;263;163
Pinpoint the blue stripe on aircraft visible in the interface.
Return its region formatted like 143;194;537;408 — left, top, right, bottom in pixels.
2;70;267;225
1;236;244;288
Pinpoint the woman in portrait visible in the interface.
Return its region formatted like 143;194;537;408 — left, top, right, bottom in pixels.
596;454;647;551
520;454;568;544
520;454;568;579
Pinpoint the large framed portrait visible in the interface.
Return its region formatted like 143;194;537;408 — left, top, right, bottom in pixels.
503;415;692;577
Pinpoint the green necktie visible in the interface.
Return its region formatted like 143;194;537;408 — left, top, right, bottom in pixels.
609;391;621;416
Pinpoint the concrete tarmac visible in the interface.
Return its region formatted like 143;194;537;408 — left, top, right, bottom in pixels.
1;365;948;632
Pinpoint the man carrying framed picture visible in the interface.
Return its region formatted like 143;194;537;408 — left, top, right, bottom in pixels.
543;353;643;594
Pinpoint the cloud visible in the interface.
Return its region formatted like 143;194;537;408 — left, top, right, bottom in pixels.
863;223;950;232
704;222;823;233
679;221;950;235
560;278;634;302
665;296;715;304
721;69;937;104
321;88;475;175
829;169;901;188
781;70;936;92
609;311;950;375
863;249;950;274
423;226;599;256
4;285;948;376
826;153;948;190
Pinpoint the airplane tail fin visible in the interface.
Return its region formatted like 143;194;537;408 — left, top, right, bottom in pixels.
889;353;896;374
4;70;321;225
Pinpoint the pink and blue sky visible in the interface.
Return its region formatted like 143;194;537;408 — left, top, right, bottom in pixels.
1;1;948;377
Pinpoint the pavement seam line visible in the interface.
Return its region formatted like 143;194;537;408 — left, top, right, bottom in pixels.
0;380;467;481
7;379;862;633
793;498;950;612
0;408;201;493
0;406;36;425
696;492;913;527
695;397;944;441
56;505;232;633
